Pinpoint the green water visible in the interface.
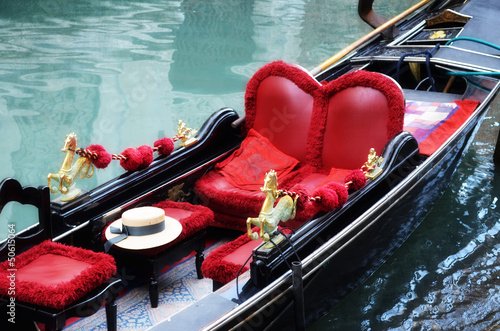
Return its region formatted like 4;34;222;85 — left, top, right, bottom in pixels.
2;0;500;329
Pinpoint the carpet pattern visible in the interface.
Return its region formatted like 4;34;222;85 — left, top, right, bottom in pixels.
64;242;225;330
403;100;459;143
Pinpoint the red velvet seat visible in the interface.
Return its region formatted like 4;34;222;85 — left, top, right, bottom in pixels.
0;178;120;331
195;61;405;231
195;61;322;229
200;62;405;285
201;230;262;288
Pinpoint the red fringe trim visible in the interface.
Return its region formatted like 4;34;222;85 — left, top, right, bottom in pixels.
0;241;116;309
201;230;256;284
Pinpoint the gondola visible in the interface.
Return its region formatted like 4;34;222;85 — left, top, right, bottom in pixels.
1;0;500;330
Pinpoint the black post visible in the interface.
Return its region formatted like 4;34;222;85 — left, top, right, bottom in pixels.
494;127;500;165
358;0;398;38
292;261;305;331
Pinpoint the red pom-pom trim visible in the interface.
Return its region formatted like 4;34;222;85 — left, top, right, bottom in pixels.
345;169;367;191
154;137;174;156
312;186;339;211
288;184;310;210
137;145;154;168
86;144;112;169
325;182;348;206
120;148;143;171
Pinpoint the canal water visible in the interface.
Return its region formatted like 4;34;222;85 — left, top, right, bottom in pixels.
1;0;499;329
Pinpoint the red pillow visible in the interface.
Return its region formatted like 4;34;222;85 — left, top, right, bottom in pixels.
215;129;299;191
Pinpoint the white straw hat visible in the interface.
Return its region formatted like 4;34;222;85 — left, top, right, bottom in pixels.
104;206;182;251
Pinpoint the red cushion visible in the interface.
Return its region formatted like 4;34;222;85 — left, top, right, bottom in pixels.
201;230;258;284
0;240;116;309
222;239;262;268
161;207;193;221
215;129;299;191
309;70;405;169
195;171;265;217
252;77;314;163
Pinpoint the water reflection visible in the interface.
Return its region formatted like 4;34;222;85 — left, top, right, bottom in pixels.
0;0;378;190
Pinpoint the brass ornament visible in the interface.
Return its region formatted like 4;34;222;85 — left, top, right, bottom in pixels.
429;30;446;40
246;170;298;242
176;120;198;147
47;132;94;201
362;148;384;180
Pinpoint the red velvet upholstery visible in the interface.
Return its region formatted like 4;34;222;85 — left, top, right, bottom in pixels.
200;62;406;285
250;76;316;163
201;230;262;285
195;61;321;229
243;62;320;164
17;254;91;286
311;70;405;170
323;87;389;169
195;61;405;231
0;240;116;309
153;200;214;245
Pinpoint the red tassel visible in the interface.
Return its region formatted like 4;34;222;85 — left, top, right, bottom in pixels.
120;148;143;171
86;144;112;169
289;184;311;210
312;186;339;211
137;145;154;168
326;182;348;206
345;169;366;191
154;137;174;156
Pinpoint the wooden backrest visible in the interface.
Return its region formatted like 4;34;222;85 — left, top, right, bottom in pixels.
0;178;51;260
243;61;320;164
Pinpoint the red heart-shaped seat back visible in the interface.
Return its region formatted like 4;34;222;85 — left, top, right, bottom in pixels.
244;61;405;170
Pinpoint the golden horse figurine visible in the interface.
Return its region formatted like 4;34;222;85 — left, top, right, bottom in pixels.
47;132;94;201
246;170;298;242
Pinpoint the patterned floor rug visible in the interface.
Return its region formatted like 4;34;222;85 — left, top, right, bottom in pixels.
64;241;226;330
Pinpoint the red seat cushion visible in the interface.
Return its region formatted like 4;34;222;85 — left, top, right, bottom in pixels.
202;230;262;284
0;240;116;309
215;129;299;191
196;63;405;230
17;254;91;286
152;201;214;244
